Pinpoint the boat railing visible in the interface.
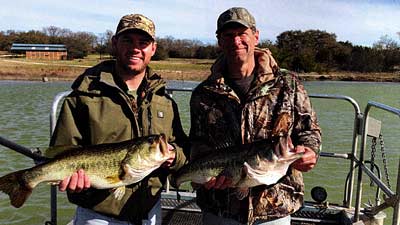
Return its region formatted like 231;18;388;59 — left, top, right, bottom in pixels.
308;94;362;209
1;88;399;225
48;91;72;225
354;101;400;224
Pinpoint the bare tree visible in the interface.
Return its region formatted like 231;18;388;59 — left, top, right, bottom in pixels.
96;30;114;59
373;35;399;50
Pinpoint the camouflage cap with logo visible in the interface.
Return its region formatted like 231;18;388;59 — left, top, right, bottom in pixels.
115;14;155;40
216;7;256;33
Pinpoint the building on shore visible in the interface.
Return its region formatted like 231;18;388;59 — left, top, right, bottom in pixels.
10;43;67;60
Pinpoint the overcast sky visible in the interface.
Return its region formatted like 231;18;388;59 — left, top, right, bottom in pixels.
1;0;399;46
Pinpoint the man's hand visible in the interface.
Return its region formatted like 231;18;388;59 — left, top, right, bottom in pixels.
161;143;176;168
204;175;233;190
59;169;91;193
291;145;317;172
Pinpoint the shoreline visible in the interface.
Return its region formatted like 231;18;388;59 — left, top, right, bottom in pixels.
298;72;400;82
0;58;398;82
1;71;398;83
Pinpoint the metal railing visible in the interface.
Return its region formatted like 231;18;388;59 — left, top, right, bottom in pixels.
309;94;363;208
354;101;400;224
48;91;71;225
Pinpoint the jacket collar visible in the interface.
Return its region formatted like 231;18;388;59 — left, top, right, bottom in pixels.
73;60;166;96
104;66;167;100
208;47;279;87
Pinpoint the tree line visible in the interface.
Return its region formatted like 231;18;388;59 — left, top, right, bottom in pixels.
1;26;399;73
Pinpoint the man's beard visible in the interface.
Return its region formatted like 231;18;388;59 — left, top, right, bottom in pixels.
120;62;146;76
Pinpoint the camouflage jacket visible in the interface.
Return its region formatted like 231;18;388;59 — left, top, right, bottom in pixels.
50;60;187;224
189;48;321;224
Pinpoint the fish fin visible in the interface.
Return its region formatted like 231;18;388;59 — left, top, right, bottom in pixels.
111;186;126;200
0;170;33;208
234;187;250;200
44;145;82;158
105;175;122;184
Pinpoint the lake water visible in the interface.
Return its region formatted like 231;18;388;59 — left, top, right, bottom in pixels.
0;80;399;224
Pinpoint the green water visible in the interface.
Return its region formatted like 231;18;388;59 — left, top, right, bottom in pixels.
0;80;398;224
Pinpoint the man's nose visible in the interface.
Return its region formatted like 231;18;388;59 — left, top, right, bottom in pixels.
234;36;242;45
126;46;140;54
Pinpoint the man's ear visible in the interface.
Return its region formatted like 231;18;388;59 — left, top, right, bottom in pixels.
218;38;222;47
254;30;260;45
111;35;117;56
151;42;157;56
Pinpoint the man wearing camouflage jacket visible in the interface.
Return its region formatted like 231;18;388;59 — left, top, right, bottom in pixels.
189;7;321;225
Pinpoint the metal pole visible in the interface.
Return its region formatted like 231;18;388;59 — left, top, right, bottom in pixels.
0;136;47;162
393;159;400;225
49;91;71;225
354;110;368;221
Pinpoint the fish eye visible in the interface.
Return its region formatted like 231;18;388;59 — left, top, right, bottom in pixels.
148;135;155;142
148;135;160;144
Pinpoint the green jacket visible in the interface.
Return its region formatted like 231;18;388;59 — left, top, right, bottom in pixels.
190;48;322;224
50;60;187;223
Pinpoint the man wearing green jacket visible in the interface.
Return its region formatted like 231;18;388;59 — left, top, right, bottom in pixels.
50;13;187;225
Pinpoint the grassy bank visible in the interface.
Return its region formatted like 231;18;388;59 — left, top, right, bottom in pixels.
0;56;398;82
0;56;212;81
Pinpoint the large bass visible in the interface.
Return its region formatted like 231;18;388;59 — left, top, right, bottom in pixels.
0;134;173;208
171;113;302;199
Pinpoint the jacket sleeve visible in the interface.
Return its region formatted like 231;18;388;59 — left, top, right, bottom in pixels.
292;77;322;154
49;95;84;147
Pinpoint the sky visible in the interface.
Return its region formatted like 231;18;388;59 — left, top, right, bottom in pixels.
1;0;400;47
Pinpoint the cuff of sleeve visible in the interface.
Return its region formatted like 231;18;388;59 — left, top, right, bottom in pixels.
168;145;187;171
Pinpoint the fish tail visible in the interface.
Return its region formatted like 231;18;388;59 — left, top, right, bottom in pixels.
0;170;33;208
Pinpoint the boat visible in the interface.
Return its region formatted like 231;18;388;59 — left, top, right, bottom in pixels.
0;89;399;225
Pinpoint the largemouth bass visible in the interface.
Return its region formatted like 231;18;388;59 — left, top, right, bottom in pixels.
171;112;303;199
0;134;172;208
172;112;302;199
171;140;301;189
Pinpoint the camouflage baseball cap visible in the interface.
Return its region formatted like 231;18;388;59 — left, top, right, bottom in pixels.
115;14;155;40
216;7;256;33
